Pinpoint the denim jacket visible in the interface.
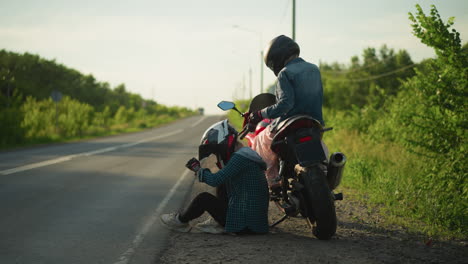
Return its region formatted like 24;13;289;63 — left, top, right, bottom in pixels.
260;57;324;128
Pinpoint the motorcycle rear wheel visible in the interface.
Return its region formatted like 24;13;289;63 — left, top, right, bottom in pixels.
301;165;337;240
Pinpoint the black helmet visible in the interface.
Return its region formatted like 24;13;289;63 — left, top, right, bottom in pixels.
264;35;300;76
198;120;238;165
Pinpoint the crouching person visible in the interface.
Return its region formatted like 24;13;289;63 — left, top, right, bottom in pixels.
160;120;269;234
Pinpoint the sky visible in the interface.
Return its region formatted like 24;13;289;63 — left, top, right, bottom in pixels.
1;0;467;114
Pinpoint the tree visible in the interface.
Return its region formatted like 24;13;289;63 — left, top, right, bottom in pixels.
388;4;467;231
321;44;415;112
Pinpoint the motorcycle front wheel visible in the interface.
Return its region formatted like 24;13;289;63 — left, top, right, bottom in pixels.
300;165;337;240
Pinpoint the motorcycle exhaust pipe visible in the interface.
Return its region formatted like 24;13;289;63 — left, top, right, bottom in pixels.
327;152;346;190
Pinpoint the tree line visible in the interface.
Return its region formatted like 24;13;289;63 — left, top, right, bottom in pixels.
0;50;196;148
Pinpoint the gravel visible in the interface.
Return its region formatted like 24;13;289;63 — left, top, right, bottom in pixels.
157;181;467;264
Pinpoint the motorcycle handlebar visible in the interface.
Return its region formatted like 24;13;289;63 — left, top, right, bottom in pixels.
239;126;249;139
237;111;251;140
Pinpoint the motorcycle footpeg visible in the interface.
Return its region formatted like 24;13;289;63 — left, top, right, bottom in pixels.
275;201;298;216
333;192;344;201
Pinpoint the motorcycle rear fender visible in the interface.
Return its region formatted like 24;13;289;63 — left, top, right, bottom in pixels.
288;127;326;167
271;116;326;166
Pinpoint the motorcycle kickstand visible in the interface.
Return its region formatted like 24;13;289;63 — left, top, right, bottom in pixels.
270;214;288;228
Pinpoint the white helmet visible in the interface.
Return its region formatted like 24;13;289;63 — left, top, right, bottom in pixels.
198;120;238;163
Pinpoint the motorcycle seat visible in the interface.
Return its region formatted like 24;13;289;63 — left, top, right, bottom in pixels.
271;115;323;141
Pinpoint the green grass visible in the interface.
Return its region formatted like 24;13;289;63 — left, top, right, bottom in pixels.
325;128;466;239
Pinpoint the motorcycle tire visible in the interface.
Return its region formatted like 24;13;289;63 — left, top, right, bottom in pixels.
301;165;337;240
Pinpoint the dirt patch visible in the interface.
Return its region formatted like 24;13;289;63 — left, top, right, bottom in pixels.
158;182;467;264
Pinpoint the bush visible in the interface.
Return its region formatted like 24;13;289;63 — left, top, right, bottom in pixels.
323;5;467;236
0;107;24;147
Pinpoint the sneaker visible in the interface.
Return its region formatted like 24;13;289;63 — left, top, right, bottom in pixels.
193;217;224;234
160;213;191;232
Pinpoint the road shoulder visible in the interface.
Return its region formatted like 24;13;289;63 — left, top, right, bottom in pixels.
158;183;467;263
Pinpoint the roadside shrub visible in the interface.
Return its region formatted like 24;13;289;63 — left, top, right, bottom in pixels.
0;107;24;147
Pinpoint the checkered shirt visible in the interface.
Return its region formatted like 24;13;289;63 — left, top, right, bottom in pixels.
198;152;269;233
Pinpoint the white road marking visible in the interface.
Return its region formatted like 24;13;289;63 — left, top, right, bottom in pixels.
190;116;208;128
113;169;191;264
0;129;183;176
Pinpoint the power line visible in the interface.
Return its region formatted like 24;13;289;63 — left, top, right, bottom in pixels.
322;55;404;75
346;64;416;82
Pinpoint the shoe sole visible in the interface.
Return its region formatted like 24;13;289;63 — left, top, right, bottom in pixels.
160;218;192;233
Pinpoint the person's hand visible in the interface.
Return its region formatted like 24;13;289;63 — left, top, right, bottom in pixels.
248;110;263;128
185;157;201;173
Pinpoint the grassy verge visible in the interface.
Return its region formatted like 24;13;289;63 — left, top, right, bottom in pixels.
324;128;465;239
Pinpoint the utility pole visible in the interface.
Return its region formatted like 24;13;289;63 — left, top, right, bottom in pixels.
242;74;246;99
292;0;296;40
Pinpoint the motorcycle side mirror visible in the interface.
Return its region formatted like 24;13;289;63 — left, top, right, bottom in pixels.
217;101;244;116
217;101;235;110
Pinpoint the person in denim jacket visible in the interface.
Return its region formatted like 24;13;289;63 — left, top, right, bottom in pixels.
250;35;324;128
250;35;328;191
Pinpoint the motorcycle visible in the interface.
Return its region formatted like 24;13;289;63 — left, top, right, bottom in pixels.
217;93;346;240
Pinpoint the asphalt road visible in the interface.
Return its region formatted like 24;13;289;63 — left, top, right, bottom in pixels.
0;115;221;264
